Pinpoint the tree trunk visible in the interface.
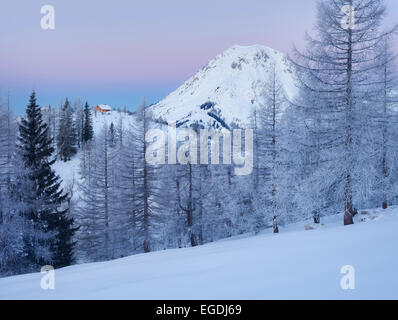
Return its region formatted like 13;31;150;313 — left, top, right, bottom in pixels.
313;210;320;224
187;164;197;247
382;62;388;210
344;175;354;225
104;127;110;258
382;201;388;210
344;24;354;226
143;107;150;253
273;216;279;233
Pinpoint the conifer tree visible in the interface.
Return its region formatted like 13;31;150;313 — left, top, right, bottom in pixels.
18;91;76;268
57;98;77;161
109;122;116;148
82;102;94;144
293;0;397;225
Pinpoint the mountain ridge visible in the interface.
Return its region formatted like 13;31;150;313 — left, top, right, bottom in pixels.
151;44;297;129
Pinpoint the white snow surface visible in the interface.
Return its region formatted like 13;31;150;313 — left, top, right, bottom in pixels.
151;45;297;128
53;110;136;193
1;207;397;300
90;109;135;134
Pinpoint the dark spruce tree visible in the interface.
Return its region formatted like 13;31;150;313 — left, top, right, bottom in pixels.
82;102;94;144
18;91;77;268
57;98;77;161
109;122;116;147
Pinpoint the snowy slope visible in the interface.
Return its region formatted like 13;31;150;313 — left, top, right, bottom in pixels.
53;110;136;191
90;109;136;137
151;45;297;129
1;207;397;300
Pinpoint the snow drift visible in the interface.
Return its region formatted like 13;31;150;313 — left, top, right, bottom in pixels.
1;207;397;300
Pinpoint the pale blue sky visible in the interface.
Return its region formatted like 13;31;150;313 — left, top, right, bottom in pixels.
0;0;397;114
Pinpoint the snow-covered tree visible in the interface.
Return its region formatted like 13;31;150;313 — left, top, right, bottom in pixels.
293;0;397;225
82;102;94;144
0;154;53;276
0;91;14;195
132;103;164;253
251;63;287;230
18;91;76;269
57;98;77;161
74;99;83;149
375;37;398;209
75;124;118;261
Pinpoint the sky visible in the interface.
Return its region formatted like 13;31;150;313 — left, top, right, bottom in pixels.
0;0;397;115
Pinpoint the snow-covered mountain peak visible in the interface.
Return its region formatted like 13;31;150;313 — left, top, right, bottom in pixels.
151;44;297;129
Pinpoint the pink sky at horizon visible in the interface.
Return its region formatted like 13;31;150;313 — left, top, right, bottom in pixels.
1;0;397;114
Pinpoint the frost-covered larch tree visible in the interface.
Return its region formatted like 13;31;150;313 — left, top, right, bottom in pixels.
293;0;396;225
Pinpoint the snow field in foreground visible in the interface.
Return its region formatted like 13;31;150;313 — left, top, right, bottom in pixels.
0;207;397;299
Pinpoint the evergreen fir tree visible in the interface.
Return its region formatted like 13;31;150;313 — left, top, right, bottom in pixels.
57;98;77;161
109;122;116;148
82;102;94;144
18;91;77;268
